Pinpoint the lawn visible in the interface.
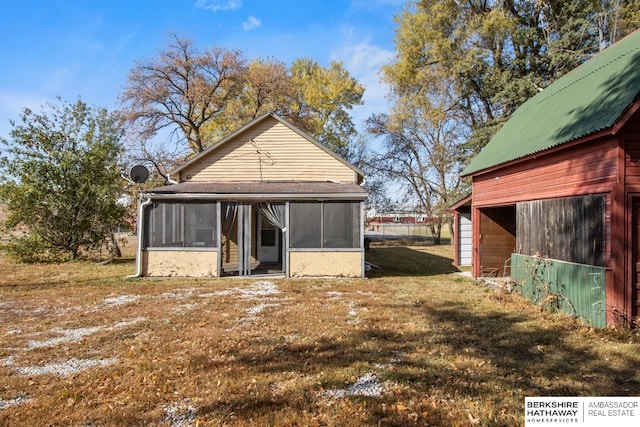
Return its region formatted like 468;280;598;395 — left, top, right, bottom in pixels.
1;244;640;426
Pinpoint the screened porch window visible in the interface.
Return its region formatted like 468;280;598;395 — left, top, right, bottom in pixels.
145;201;217;248
290;201;360;249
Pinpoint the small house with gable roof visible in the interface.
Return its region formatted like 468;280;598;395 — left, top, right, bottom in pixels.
133;113;367;279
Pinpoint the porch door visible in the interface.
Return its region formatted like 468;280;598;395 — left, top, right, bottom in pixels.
257;214;279;263
633;199;640;319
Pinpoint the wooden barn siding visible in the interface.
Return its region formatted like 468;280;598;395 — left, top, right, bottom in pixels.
472;138;618;208
624;112;640;320
516;195;605;267
182;118;357;183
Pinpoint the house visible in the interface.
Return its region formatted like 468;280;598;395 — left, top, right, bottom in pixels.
458;30;640;327
369;210;429;224
133;113;368;278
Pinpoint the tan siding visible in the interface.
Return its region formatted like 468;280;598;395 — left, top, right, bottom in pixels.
143;250;218;277
473;138;618;208
182;117;356;183
289;251;363;277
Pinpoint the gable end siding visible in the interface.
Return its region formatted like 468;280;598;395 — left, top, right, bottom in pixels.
180;118;357;183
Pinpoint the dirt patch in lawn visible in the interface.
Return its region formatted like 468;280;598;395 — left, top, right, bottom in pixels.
1;247;640;426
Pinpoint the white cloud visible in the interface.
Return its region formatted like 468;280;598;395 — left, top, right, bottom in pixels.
242;15;261;31
195;0;242;12
333;36;395;128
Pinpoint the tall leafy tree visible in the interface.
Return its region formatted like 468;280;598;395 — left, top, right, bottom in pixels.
289;58;365;157
367;0;640;243
366;81;468;244
121;35;365;180
202;57;365;158
0;99;126;261
203;57;294;138
384;0;640;154
120;34;246;180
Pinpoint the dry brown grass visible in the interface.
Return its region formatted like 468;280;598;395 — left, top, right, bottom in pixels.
1;244;640;426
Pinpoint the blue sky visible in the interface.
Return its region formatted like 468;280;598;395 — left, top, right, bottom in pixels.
0;0;406;141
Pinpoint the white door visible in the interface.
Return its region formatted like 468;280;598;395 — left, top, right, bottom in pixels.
257;215;279;263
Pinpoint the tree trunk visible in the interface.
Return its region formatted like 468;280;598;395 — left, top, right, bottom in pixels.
430;220;442;245
109;230;122;258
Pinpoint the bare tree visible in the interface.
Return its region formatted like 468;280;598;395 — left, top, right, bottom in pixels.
120;34;246;177
366;86;468;244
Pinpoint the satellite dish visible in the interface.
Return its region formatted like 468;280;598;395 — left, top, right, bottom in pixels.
129;165;149;184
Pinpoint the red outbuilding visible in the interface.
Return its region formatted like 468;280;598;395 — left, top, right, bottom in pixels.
458;30;640;327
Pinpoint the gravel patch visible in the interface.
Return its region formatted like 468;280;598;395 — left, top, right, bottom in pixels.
0;394;31;410
24;317;146;349
200;281;280;300
162;399;197;427
26;326;102;349
4;357;117;377
241;303;280;323
160;289;199;300
322;373;387;398
102;294;141;306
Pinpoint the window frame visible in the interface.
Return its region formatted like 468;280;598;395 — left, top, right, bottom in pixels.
289;201;361;250
145;200;218;250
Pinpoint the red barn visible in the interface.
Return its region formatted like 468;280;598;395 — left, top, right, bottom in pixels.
458;30;640;327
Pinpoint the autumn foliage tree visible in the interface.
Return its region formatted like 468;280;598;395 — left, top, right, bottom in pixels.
120;35;364;180
366;0;640;243
120;35;246;181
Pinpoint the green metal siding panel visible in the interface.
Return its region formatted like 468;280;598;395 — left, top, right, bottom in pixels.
511;254;606;327
463;30;640;176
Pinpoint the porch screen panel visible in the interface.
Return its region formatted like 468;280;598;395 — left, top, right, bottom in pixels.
290;203;321;248
323;202;360;248
185;202;217;247
290;202;360;249
145;201;217;248
146;202;183;247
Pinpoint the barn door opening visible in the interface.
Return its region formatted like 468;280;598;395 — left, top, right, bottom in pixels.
479;205;516;277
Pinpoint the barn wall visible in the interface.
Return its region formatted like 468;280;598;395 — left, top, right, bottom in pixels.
473;138;618;208
624;108;640;189
624;110;640;321
516;195;605;266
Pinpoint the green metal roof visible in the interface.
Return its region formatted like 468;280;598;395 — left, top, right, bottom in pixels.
463;30;640;176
